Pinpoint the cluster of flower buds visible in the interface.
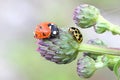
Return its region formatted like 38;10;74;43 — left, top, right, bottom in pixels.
35;25;120;79
34;4;120;80
73;4;120;35
77;39;120;79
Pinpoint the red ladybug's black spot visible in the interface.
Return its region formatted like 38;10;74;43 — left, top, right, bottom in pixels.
42;33;46;36
39;26;42;29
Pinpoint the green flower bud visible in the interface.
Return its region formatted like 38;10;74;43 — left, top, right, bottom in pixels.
77;56;96;78
106;55;120;70
73;4;100;28
87;38;106;46
84;39;106;60
37;28;79;64
94;22;107;33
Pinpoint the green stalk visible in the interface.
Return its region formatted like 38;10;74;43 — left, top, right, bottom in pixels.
98;15;120;35
78;43;120;56
107;23;120;35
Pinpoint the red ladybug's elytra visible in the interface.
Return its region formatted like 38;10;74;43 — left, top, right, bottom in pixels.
34;22;59;39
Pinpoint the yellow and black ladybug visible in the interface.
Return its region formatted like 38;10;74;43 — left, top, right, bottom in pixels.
68;27;83;43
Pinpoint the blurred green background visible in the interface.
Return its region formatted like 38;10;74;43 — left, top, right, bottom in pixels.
0;0;120;80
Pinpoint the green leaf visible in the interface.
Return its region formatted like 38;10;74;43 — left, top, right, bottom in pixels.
113;60;120;80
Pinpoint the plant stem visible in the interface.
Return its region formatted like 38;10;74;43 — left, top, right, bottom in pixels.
107;23;120;35
98;15;120;35
78;43;120;56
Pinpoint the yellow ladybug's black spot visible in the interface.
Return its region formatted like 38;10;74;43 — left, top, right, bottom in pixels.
68;27;83;43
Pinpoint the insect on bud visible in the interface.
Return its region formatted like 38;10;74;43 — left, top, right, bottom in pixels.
35;25;80;64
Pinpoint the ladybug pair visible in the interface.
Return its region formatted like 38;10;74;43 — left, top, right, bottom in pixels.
34;22;59;39
34;22;83;43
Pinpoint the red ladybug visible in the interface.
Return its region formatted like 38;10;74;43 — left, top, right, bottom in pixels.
34;22;59;39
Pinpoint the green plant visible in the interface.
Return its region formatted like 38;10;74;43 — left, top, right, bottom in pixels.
34;4;120;80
